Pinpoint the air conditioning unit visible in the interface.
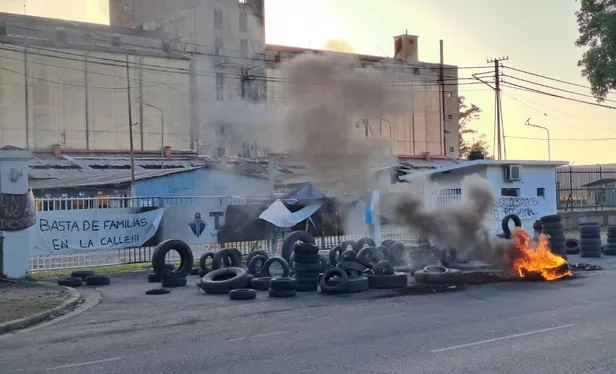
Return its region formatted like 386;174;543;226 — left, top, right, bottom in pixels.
504;165;521;181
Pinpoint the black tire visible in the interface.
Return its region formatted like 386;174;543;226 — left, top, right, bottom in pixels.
148;272;162;283
580;251;601;258
373;260;395;275
263;257;291;278
269;277;298;290
228;248;243;264
543;228;565;237
198;267;251;294
603;244;616;256
387;242;406;265
381;239;394;248
246;250;269;267
250;277;272;290
269;288;296;298
161;277;187;287
292;253;320;263
319;254;329;271
229;288;257;300
357;246;384;267
579;222;599;226
281;231;316;264
295;275;319;284
414;266;462;285
541;214;562;223
212;248;242;270
532;220;542;230
501;214;522;237
328;245;345;266
58;277;82;287
367;272;408;289
339;240;357;252
337;260;366;275
198;268;208;277
190;267;200;276
85;275;111;286
145;288;170;295
354;237;376;252
70;270;95;281
165;263;175;271
293;262;323;273
320;268;350;295
151;239;194;279
247;254;268;276
323;274;369;293
541;222;562;230
340;249;357;262
296;283;318;292
199;251;215;272
579;225;601;235
293;243;320;255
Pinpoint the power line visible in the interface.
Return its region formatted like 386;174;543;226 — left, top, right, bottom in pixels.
502;65;591;90
506;135;616;142
501;82;616;110
502;74;616;104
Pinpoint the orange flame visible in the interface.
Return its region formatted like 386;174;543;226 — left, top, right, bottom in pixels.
508;227;572;281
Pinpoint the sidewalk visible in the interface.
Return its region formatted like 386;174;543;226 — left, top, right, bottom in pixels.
0;279;81;334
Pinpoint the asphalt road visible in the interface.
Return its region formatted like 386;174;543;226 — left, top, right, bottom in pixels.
1;255;616;374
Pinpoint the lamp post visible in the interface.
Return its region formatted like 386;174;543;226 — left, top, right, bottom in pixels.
136;95;164;168
525;118;551;160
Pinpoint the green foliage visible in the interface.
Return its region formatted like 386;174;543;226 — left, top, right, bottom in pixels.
458;96;491;158
575;0;616;101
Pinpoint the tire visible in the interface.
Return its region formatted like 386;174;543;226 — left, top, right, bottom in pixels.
323;274;369;293
161;277;187;287
340;249;357;262
281;231;316;264
269;288;296;298
579;225;601;235
340;240;357;252
229;288;257;300
247;254;268;276
387;242;406;265
58;277;82;287
603;244;616;256
541;222;562;230
151;239;194;279
198;267;251;294
373;261;395;275
381;239;394;248
199;252;215;272
145;288;170;295
246;250;269;267
269;277;298;290
414;266;462;285
541;214;562;223
147;272;162;283
501;214;522;237
263;257;291;278
293;253;320;263
357;246;384;266
190;267;200;276
228;248;243;264
532;220;542;230
85;275;111;286
296;283;318;292
543;228;565;237
320;268;350;295
329;245;345;266
212;248;242;270
293;243;320;255
250;277;272;290
337;261;366;275
580;251;601;258
367;272;408;289
70;270;95;281
295;275;319;284
198;268;208;277
293;261;323;273
354;237;376;252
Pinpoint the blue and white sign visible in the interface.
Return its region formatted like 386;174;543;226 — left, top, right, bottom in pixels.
365;190;380;225
33;208;164;254
162;206;226;245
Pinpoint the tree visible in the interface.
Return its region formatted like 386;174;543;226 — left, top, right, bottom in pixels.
458;96;492;158
575;0;616;101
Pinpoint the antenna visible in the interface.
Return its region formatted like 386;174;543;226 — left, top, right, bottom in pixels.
376;45;390;58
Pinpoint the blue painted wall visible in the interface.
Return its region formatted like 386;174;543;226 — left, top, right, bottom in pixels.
134;169;272;197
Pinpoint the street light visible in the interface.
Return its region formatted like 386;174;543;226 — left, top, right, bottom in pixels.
136;94;165;169
524;118;551;160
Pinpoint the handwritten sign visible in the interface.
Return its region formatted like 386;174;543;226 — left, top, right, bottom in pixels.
162;206;226;245
33;208;164;253
0;190;36;231
489;197;545;220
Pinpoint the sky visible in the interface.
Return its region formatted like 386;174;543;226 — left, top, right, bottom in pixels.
0;0;613;165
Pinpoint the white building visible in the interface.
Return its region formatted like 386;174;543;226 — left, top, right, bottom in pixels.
402;159;568;234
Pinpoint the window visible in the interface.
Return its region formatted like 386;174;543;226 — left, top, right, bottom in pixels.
537;188;545;197
216;73;224;101
214;9;223;30
501;188;520;197
111;36;121;46
0;23;7;36
56;29;67;43
239;12;247;32
240;39;248;58
214;36;223;55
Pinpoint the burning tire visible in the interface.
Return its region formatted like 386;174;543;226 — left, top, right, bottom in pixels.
501;214;522;239
367;272;408;289
565;239;580;254
281;231;316;264
414;265;462;285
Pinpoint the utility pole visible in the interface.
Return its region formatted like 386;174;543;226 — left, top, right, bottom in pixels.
439;40;447;157
126;54;136;197
487;56;508;160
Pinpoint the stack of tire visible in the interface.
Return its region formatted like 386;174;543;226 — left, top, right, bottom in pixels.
248;255;290;291
292;243;325;292
532;220;542;241
366;260;408;289
604;226;616;256
579;222;602;258
58;270;111;288
324;248;370;294
540;214;566;259
281;231;316;265
149;239;194;288
269;277;298;298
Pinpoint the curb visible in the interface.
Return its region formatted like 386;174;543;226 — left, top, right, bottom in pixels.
0;285;82;335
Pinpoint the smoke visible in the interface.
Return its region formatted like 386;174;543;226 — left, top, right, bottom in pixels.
389;174;509;266
271;52;407;197
322;39;356;53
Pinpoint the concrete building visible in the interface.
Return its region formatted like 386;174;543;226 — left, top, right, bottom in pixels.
265;33;460;159
0;12;192;152
109;0;268;158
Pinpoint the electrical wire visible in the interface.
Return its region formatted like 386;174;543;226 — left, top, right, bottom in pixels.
506;135;616;142
502;74;616;104
502;65;592;90
501;82;616;110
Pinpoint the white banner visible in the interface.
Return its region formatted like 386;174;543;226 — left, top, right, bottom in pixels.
34;208;164;253
162;205;227;245
489;196;547;220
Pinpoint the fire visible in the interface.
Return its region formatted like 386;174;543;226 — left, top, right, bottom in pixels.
507;227;572;281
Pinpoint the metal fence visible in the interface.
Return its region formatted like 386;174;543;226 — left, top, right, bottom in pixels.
29;195;419;272
556;166;616;211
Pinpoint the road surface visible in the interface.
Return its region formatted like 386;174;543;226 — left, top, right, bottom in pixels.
1;257;615;374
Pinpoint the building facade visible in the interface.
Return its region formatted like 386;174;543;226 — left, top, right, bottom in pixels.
0;12;191;152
